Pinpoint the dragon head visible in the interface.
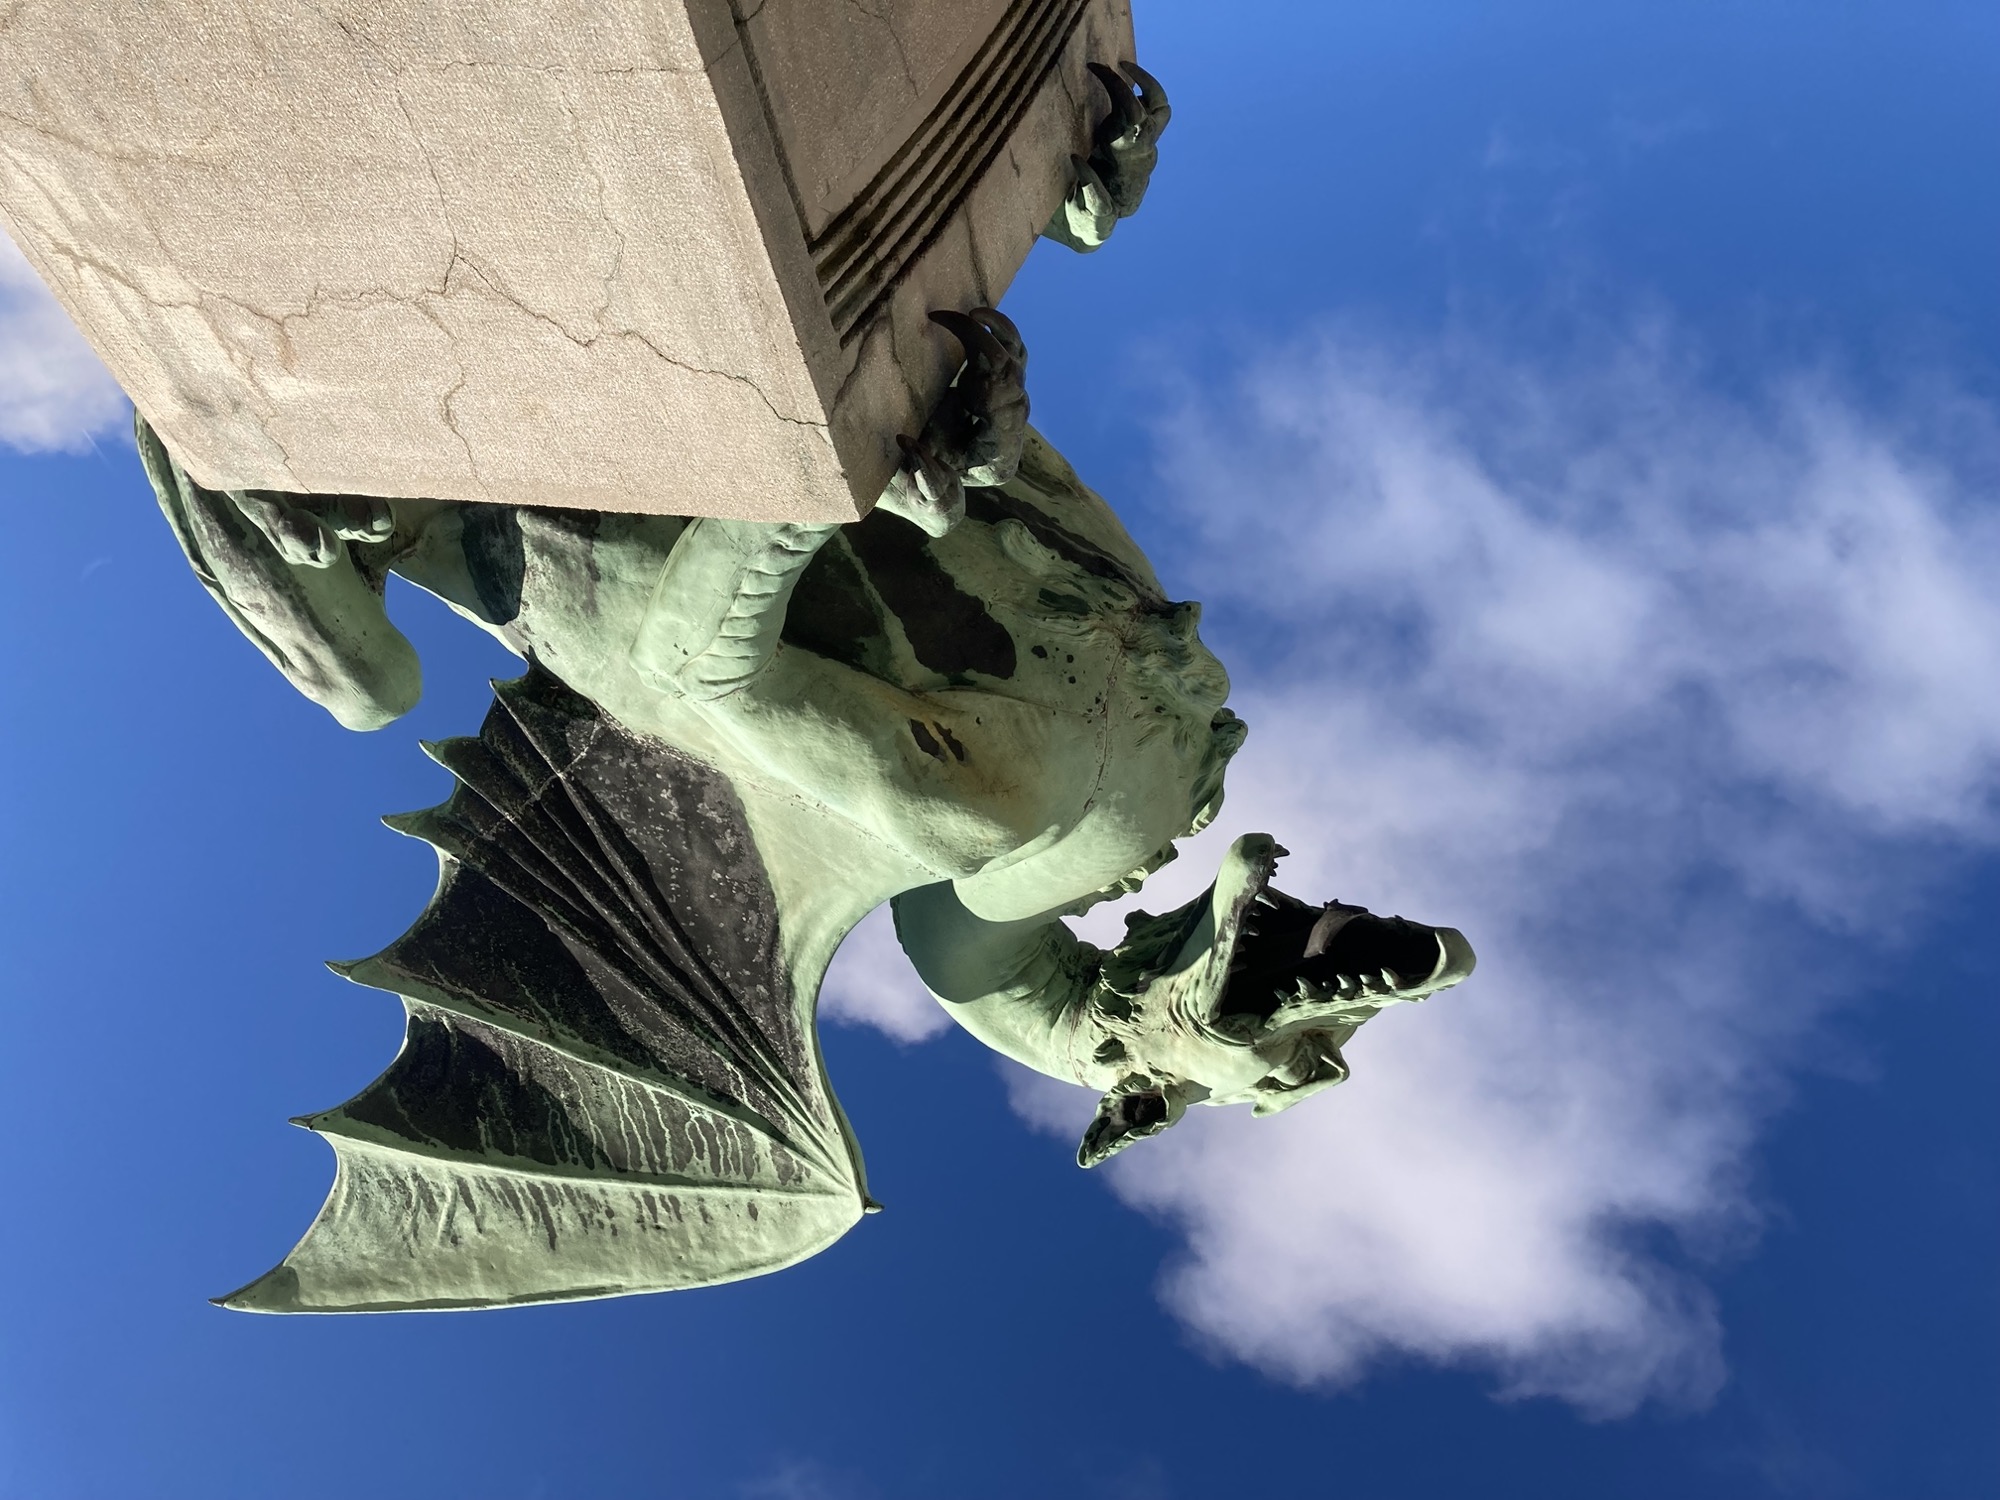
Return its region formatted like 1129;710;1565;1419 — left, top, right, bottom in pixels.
1073;834;1475;1167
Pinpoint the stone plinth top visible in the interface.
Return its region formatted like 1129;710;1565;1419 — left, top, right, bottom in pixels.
0;0;1133;519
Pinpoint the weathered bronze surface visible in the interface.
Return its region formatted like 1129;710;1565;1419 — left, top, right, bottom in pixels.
135;60;1474;1312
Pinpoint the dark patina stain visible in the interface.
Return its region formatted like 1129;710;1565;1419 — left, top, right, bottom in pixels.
845;509;1017;681
782;533;894;678
908;719;946;761
460;503;526;625
964;487;1156;599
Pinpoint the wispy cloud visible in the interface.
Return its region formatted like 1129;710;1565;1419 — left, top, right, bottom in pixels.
0;231;128;453
737;1457;875;1500
1093;324;2000;1412
821;902;950;1043
827;319;2000;1413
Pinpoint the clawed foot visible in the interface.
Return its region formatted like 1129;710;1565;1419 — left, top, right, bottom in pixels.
136;419;420;731
876;306;1028;537
923;307;1027;488
230;491;395;569
877;434;966;539
1045;60;1170;252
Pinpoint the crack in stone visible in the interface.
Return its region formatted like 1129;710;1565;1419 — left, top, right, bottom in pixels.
358;58;823;444
22;235;313;484
437;367;484;495
386;82;464;300
394;281;487;496
6;5;836;502
552;75;628;331
385;57;707;79
436;247;824;436
965;217;995;308
842;0;920;99
378;69;499;489
616;325;829;435
299;0;708;79
0;107;189;169
1054;55;1082;115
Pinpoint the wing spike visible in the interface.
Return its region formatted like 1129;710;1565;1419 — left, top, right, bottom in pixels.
421;733;514;794
381;808;447;841
213;1267;301;1313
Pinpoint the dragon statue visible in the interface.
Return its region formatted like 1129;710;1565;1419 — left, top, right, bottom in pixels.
140;62;1475;1313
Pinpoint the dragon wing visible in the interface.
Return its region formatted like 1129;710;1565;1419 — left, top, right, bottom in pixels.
220;666;869;1313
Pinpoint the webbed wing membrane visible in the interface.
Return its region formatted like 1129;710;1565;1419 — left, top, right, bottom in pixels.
221;667;868;1313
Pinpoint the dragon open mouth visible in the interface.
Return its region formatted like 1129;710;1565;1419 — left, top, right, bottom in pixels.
1098;834;1474;1046
1213;857;1454;1029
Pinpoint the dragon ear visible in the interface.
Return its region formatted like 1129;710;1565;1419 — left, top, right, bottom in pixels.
1077;1079;1187;1168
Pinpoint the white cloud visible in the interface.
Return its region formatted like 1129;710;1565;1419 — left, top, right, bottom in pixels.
1075;326;2000;1412
826;321;2000;1413
0;231;129;453
821;902;950;1043
737;1458;872;1500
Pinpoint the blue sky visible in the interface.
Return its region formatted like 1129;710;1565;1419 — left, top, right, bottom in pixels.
2;2;1997;1495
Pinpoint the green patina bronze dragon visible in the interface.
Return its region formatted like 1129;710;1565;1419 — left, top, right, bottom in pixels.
143;62;1475;1312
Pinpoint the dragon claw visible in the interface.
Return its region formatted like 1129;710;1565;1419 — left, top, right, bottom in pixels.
1045;59;1169;250
876;434;967;538
1120;59;1170;126
892;304;1031;500
969;305;1026;370
1070;152;1114;222
1089;60;1143;137
928;308;1014;373
233;491;395;569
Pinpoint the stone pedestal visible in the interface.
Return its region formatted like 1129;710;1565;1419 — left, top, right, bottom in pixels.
0;0;1132;519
